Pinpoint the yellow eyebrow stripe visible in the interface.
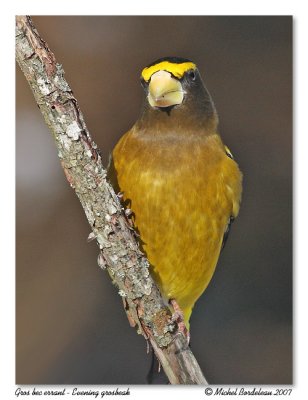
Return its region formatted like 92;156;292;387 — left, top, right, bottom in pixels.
141;61;196;82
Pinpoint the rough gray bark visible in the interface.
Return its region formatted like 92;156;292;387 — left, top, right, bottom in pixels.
15;15;208;385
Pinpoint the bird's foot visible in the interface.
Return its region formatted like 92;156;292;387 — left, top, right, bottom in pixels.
169;299;190;344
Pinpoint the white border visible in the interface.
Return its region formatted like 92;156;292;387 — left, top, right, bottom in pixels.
2;1;307;399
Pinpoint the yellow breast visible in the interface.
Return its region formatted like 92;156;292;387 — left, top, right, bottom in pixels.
111;129;242;327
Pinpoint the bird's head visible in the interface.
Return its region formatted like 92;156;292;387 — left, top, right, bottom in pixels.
140;57;216;119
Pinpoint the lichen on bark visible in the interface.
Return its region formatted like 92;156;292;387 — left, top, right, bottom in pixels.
16;15;207;384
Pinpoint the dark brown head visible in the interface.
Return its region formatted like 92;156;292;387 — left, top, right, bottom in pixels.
137;57;218;133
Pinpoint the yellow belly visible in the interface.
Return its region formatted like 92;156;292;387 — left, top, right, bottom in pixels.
112;131;242;327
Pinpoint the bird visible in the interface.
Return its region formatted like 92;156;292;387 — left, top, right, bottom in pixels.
107;56;242;337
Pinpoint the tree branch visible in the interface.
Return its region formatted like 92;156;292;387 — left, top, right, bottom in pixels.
15;15;208;385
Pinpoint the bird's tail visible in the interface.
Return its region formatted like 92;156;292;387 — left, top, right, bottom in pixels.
146;347;169;384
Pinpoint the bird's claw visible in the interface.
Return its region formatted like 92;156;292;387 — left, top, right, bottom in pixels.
169;299;190;344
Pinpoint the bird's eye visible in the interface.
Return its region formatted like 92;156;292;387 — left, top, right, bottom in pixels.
140;78;147;89
188;70;196;80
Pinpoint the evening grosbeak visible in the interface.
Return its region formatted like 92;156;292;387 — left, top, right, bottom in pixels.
108;57;242;335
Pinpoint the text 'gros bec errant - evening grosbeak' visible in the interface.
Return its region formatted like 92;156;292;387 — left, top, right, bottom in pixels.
108;57;242;338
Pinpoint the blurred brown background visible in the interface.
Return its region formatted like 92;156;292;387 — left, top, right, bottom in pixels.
16;16;292;384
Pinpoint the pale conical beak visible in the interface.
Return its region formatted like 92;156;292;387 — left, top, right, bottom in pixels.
148;70;184;108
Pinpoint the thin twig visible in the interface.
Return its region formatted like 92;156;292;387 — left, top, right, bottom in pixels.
15;15;208;385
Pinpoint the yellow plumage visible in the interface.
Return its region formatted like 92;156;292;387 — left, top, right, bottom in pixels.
109;57;242;330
